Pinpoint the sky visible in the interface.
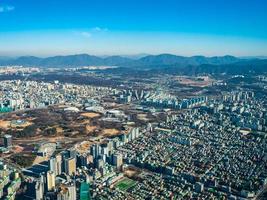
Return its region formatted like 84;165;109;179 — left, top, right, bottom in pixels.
0;0;267;57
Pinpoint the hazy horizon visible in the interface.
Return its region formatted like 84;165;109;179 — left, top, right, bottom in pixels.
1;52;267;59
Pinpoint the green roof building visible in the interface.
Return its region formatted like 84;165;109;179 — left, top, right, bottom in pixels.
0;107;12;113
80;182;91;200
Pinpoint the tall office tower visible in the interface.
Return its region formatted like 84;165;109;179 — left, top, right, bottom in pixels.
25;178;44;200
77;153;93;167
67;148;77;158
40;173;46;194
57;183;76;200
61;151;70;160
107;139;114;155
64;157;76;176
113;153;123;170
90;144;100;159
48;157;56;174
46;171;56;191
55;154;62;175
100;143;107;154
3;134;12;148
49;155;62;176
35;180;44;200
96;158;105;170
67;183;76;200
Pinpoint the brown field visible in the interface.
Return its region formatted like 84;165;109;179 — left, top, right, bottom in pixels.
11;121;33;129
0;119;33;130
55;126;64;134
175;76;213;87
124;169;140;178
80;119;91;125
76;141;93;153
85;125;97;133
81;112;100;118
0;120;11;129
12;145;24;153
102;128;120;136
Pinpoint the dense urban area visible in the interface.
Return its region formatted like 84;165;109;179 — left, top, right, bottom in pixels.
0;64;267;200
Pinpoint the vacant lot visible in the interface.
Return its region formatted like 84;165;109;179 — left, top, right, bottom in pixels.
81;112;100;118
0;120;10;129
102;128;120;137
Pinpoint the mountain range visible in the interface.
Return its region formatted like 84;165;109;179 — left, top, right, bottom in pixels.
0;54;246;67
0;54;266;74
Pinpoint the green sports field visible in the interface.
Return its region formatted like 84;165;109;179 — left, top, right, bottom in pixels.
115;178;136;191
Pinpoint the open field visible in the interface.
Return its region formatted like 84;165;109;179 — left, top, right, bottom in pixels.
81;112;100;118
175;76;214;87
85;125;97;133
102;128;120;137
0;118;34;130
124;169;140;178
76;141;93;153
115;178;136;192
0;120;10;129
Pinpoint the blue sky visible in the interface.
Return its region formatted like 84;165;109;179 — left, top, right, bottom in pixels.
0;0;267;57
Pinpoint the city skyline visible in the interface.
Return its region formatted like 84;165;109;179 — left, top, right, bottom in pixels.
0;0;267;57
1;1;267;199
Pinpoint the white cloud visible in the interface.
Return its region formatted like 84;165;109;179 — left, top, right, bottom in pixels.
92;27;108;32
80;31;92;38
0;5;15;13
74;27;108;39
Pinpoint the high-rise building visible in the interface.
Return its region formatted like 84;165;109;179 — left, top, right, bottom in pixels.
79;182;91;200
77;153;93;167
113;153;123;170
90;144;100;160
3;135;12;148
49;155;62;176
57;183;76;200
48;158;56;174
35;180;44;200
46;171;55;191
24;177;44;200
67;149;77;159
64;157;76;176
55;154;62;175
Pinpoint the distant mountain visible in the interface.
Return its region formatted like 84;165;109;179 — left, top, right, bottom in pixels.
102;56;132;65
120;53;151;60
2;53;267;75
0;54;132;67
240;56;267;59
153;59;267;75
40;54;103;67
0;56;12;61
1;53;266;74
129;54;240;68
0;53;243;68
10;56;42;66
